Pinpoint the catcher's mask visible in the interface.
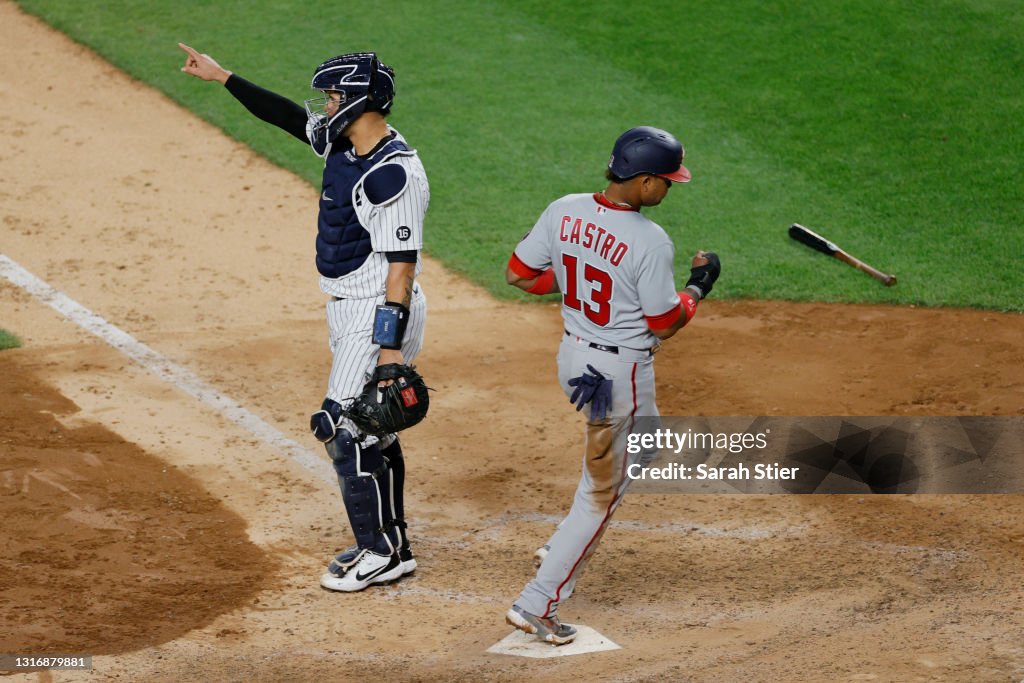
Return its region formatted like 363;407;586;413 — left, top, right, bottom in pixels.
608;126;691;183
305;52;395;144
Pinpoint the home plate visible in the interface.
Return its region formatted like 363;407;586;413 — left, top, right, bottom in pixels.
487;625;621;658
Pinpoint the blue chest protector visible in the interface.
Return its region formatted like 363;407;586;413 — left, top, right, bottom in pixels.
315;135;410;278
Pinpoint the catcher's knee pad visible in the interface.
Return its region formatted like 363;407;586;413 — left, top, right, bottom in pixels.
311;398;345;443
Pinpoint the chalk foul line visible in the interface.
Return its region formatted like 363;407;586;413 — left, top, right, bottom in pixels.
0;254;334;486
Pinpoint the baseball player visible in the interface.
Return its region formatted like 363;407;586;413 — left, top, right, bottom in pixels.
179;45;428;592
504;127;720;644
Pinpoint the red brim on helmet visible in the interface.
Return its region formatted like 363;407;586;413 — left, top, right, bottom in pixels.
656;164;692;183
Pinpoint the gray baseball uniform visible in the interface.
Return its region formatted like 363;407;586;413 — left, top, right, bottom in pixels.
509;192;687;619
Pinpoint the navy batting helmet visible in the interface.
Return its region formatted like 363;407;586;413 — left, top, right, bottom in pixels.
608;126;691;183
305;52;395;143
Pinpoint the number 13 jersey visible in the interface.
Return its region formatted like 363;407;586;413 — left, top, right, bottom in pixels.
510;192;681;350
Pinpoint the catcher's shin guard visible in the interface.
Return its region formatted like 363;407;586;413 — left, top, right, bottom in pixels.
380;438;412;557
325;430;398;555
381;439;405;525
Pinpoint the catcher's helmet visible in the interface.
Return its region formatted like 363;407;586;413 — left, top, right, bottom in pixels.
608;126;691;183
305;52;395;143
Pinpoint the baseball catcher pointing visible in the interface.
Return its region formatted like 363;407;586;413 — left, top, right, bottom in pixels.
180;44;429;592
505;127;720;643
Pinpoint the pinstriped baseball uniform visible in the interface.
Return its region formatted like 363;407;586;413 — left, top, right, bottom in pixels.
510;192;681;619
316;129;430;443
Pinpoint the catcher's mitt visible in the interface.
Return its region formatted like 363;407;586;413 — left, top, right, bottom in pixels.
343;364;430;438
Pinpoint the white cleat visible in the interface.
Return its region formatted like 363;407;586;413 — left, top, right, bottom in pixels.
330;544;416;577
320;550;403;592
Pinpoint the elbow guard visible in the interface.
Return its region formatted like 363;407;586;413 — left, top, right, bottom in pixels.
372;301;410;350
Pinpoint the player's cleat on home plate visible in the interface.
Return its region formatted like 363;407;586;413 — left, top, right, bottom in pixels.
320;549;402;592
533;544;550;569
506;605;578;645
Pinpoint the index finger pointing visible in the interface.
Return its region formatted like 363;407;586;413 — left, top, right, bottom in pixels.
178;42;200;57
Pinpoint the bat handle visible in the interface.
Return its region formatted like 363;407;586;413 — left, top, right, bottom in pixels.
835;252;897;286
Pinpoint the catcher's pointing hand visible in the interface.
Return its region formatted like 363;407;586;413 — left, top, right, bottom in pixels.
178;43;231;84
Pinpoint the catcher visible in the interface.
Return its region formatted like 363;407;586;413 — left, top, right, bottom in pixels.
179;45;430;592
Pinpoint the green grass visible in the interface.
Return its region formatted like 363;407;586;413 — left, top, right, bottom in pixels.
0;329;21;351
17;0;1024;310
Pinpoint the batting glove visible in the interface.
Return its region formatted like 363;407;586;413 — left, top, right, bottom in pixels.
567;364;613;422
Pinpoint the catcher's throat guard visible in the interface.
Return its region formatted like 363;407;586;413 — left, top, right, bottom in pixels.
343;364;430;438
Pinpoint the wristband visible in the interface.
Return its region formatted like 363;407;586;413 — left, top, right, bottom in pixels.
372;301;410;349
677;290;699;327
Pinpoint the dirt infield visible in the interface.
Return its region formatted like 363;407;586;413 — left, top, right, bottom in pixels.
2;3;1023;681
